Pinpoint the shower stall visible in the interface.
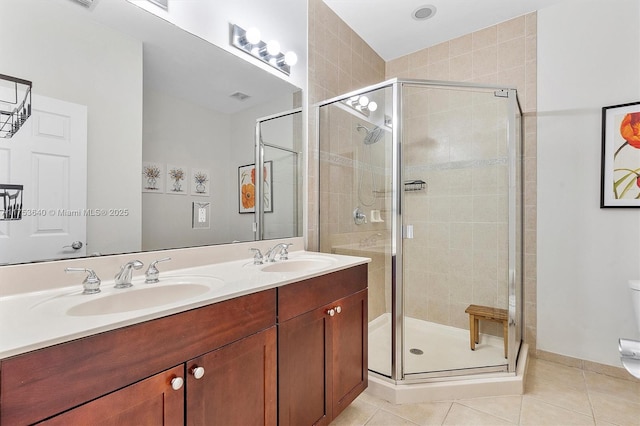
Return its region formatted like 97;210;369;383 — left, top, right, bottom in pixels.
316;79;523;393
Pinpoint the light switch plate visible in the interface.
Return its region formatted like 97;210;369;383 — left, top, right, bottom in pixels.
192;202;210;229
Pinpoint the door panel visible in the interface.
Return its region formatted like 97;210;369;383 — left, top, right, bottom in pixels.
278;308;330;426
332;289;368;417
186;326;277;426
39;365;184;426
0;94;87;264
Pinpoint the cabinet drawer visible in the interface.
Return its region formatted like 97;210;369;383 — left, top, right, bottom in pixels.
1;289;276;425
278;264;367;322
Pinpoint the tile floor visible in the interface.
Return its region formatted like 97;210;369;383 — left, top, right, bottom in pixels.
331;358;640;425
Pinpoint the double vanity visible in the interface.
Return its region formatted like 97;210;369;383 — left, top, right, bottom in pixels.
0;242;369;425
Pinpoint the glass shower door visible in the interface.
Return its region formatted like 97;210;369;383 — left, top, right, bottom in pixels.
317;84;395;378
400;83;519;376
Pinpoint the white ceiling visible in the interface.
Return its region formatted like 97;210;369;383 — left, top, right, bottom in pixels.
66;0;302;114
322;0;566;61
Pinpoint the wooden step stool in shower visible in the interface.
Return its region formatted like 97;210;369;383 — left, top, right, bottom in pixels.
464;304;508;358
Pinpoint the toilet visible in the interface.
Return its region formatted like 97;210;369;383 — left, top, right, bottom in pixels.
619;280;640;378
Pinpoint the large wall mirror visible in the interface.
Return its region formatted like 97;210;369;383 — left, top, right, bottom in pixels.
0;0;304;266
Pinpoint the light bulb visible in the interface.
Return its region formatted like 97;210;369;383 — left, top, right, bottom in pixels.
368;101;378;112
245;27;261;45
358;96;369;107
266;40;281;56
284;51;298;66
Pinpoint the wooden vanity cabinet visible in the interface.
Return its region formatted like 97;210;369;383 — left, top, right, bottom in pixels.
278;264;368;426
0;289;276;425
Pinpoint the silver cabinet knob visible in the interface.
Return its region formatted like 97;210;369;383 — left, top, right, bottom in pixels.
170;377;184;390
327;308;335;317
190;366;205;379
335;306;342;314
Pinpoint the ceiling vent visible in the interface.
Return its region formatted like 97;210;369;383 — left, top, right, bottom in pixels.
412;5;437;21
230;92;251;102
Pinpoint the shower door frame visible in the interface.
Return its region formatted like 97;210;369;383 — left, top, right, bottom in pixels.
315;78;523;383
254;107;303;241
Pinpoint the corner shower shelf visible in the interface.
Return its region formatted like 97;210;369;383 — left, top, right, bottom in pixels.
0;74;32;139
404;180;426;192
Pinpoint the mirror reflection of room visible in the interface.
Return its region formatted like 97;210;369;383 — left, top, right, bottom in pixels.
0;0;303;265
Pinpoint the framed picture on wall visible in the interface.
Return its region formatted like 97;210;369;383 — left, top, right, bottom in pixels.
238;161;273;214
142;162;164;193
166;165;188;195
191;168;210;196
601;101;640;207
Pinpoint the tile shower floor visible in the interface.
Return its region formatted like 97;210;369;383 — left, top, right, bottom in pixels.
369;314;507;376
331;358;640;425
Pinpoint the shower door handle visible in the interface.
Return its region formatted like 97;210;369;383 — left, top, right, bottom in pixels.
404;225;414;239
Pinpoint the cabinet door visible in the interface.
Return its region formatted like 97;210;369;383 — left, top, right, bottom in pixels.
331;289;368;418
186;326;277;426
40;365;184;425
278;305;332;426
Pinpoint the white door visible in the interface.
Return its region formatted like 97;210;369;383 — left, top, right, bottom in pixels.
0;94;87;265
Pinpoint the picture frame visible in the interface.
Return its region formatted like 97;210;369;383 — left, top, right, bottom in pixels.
142;162;164;193
238;161;273;214
191;168;210;196
166;164;188;195
601;101;640;207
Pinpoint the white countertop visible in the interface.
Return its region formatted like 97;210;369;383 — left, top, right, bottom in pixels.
0;251;370;359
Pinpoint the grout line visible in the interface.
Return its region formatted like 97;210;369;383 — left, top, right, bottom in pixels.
582;369;598;424
441;401;455;425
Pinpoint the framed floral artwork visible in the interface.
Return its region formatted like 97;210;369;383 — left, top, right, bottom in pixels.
142;162;164;193
238;161;273;213
601;101;640;207
166;164;187;195
191;168;210;196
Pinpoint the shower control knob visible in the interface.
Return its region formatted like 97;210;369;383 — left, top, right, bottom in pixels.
326;308;335;317
170;377;184;391
334;306;342;314
190;366;205;379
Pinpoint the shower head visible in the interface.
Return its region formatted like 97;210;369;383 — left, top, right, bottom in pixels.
356;124;384;145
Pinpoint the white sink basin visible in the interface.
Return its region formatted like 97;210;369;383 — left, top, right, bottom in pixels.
260;257;334;273
31;275;226;317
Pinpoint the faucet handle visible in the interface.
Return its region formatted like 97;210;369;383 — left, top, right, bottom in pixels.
145;257;171;284
279;243;293;260
249;248;264;265
65;267;101;295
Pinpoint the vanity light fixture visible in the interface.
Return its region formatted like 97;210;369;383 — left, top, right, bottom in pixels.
343;95;377;117
230;23;297;76
0;73;32;139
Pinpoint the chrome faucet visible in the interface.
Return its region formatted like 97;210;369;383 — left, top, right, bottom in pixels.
145;257;171;283
114;260;143;289
265;243;293;262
